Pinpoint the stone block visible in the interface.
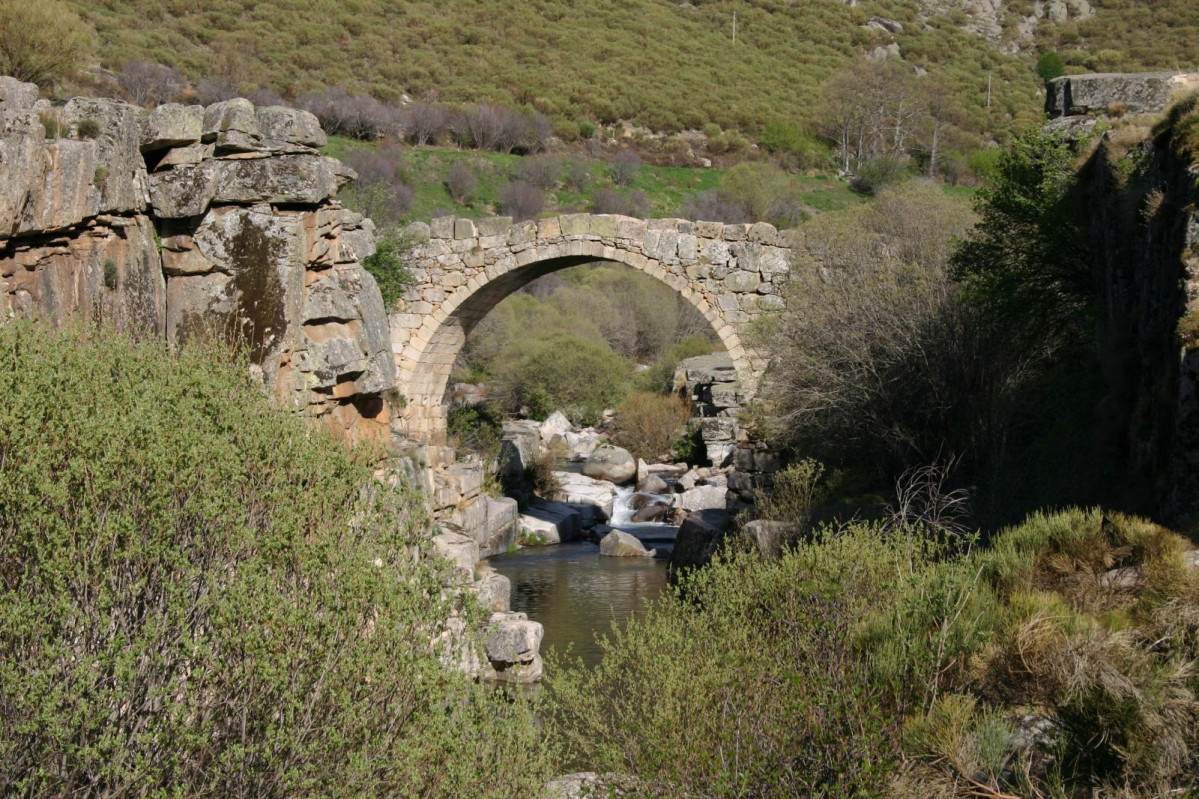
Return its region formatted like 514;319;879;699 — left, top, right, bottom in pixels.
453;218;477;239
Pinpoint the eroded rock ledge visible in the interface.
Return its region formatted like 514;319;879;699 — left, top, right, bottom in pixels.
0;78;392;446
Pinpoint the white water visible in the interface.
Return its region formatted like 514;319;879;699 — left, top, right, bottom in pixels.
609;484;673;525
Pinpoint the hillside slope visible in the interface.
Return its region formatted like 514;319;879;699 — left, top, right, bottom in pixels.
71;1;1199;144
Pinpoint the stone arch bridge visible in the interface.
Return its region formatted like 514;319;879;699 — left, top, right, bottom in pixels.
392;213;798;445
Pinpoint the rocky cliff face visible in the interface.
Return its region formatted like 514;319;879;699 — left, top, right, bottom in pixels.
1075;105;1199;529
0;78;393;446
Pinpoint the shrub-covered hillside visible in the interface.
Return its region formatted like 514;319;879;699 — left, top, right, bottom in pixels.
73;0;1048;141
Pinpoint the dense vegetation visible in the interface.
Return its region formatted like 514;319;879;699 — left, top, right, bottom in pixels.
67;0;1046;143
550;508;1199;795
451;263;717;427
0;323;551;795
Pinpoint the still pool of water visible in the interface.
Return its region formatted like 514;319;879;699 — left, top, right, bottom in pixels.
486;523;676;668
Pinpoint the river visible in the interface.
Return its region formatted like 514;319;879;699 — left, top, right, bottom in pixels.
485;487;677;668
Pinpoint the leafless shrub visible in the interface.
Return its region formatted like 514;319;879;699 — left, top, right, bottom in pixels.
513;154;560;189
563;161;590;192
194;77;239;106
341;144;412;222
463;103;506;151
887;458;972;539
297;88;397;139
591;187;650;217
445;162;478;205
678;189;750;224
610;149;641;186
499;180;544;222
402;101;450;146
245;87;284;107
118;61;184;107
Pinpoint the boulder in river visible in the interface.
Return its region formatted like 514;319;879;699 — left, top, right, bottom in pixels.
636;473;669;494
553;472;618;520
599;529;655;558
519;499;586;544
582;443;637;484
632;502;671;523
669;509;733;579
678;484;727;512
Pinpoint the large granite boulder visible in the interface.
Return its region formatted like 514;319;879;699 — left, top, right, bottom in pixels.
149;154;355;219
599;529;653;558
582;443;637;484
669;509;733;579
483;611;544;684
553;472;618;520
520;499;587;545
1046;72;1199;118
0;76;38;110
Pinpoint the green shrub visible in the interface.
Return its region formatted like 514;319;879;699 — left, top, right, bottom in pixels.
363;225;418;309
850;154;908;195
0;321;552;795
550;507;1199;796
0;0;94;88
1036;50;1066;83
491;332;630;426
548;531;905;796
76;117;100;139
101;257;117;289
447;401;503;460
752;458;830;533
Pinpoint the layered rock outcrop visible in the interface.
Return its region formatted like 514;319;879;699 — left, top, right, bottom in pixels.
0;80;392;445
1047;72;1199;119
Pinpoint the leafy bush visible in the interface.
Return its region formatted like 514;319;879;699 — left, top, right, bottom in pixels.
101;257;118;289
1036;50;1066;83
752;459;830;532
850;154;908;195
608;391;692;462
548;531;904;796
0;321;552;795
75;117;100;139
491;332;630;426
551;507;1199;796
447;401;503;460
0;0;94;88
361;225;418;309
713;161;806;227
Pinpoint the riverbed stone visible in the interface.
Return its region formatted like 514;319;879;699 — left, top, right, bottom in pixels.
669;509;733;578
582;443;637;484
553;472;618;520
599;529;654;558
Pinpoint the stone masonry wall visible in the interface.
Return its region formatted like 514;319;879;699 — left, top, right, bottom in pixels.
392;213;798;446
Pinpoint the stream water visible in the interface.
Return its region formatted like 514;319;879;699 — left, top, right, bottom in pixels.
486;486;677;668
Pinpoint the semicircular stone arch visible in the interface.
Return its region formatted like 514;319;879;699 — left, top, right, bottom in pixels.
391;213;795;445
